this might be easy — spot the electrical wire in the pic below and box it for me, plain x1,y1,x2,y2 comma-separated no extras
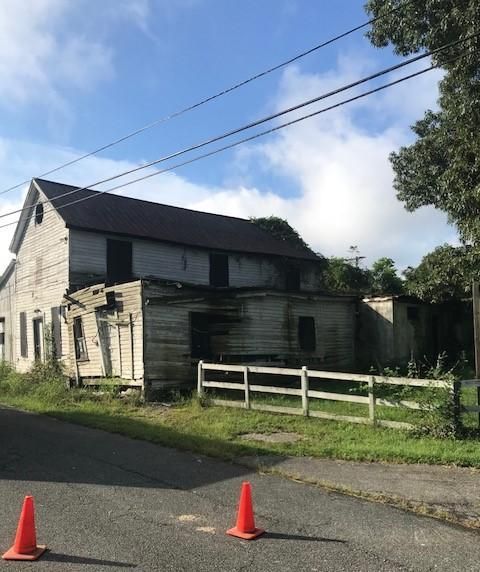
1,30,476,224
0,0,416,198
0,55,463,233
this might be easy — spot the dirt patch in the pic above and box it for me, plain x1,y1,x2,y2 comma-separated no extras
240,432,302,444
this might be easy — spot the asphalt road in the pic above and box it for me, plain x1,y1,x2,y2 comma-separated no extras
1,406,479,571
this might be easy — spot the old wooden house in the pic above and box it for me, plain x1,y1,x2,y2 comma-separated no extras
0,178,357,391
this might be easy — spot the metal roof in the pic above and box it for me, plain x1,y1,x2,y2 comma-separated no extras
36,178,320,261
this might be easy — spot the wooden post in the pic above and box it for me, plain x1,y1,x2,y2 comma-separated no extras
129,313,135,381
451,380,461,436
243,366,250,409
197,360,204,397
301,366,309,416
472,280,480,427
368,377,375,425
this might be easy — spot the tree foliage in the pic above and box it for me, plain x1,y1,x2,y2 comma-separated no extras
365,0,480,243
404,244,477,302
250,216,311,251
370,257,404,295
323,257,372,294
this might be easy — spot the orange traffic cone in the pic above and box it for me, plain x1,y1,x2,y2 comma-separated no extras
227,481,265,540
2,496,47,561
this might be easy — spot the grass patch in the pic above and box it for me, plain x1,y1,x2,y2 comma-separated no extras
1,361,480,467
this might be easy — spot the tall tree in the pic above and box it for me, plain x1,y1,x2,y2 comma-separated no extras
370,257,404,294
404,244,476,302
365,0,480,243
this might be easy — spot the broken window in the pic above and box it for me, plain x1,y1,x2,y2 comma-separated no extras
106,239,132,283
19,312,27,358
209,253,229,287
73,317,88,361
286,268,301,291
298,316,316,351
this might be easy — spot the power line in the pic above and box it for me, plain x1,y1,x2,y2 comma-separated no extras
0,53,462,233
1,30,476,224
0,0,416,198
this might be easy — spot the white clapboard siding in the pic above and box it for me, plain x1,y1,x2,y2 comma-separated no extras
14,187,70,372
0,270,16,363
69,229,322,291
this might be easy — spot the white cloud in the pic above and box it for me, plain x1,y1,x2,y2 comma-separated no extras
0,0,113,109
0,52,457,275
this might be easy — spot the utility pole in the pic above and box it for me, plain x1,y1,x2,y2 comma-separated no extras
472,280,480,426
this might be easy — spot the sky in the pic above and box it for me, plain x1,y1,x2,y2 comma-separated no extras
0,0,458,275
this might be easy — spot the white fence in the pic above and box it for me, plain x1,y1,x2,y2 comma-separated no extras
197,361,466,430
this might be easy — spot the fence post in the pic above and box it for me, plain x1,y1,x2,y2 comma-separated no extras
301,366,309,416
243,366,250,409
451,380,461,436
197,360,204,397
368,376,376,425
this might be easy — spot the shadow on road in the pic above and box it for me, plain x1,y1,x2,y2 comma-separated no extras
43,551,136,567
265,531,346,543
0,406,283,491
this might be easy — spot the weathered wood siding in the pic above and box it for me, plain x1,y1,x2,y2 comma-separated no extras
65,281,144,383
0,268,15,363
14,187,70,372
220,294,356,370
142,282,356,387
69,229,323,290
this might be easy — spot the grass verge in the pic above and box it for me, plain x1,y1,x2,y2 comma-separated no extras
1,363,480,467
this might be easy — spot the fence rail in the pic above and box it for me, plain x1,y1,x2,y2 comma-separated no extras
197,361,471,430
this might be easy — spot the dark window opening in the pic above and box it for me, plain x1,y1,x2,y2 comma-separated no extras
209,253,229,287
191,313,212,359
35,203,44,225
73,317,88,361
0,318,5,360
50,307,62,359
286,268,301,291
407,306,419,321
107,239,132,283
19,312,27,358
33,317,43,361
298,316,316,351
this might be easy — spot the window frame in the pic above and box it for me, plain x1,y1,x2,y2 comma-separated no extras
73,316,89,362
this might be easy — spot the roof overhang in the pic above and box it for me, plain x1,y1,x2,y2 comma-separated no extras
9,179,42,254
0,259,15,290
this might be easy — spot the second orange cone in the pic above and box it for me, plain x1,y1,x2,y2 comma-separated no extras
227,481,265,540
2,496,47,561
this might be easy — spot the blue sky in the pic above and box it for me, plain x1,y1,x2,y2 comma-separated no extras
0,0,457,272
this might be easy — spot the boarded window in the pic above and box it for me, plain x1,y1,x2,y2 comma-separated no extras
106,239,132,283
286,268,301,291
19,312,27,358
209,253,229,287
50,307,62,358
73,317,88,361
298,316,316,351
